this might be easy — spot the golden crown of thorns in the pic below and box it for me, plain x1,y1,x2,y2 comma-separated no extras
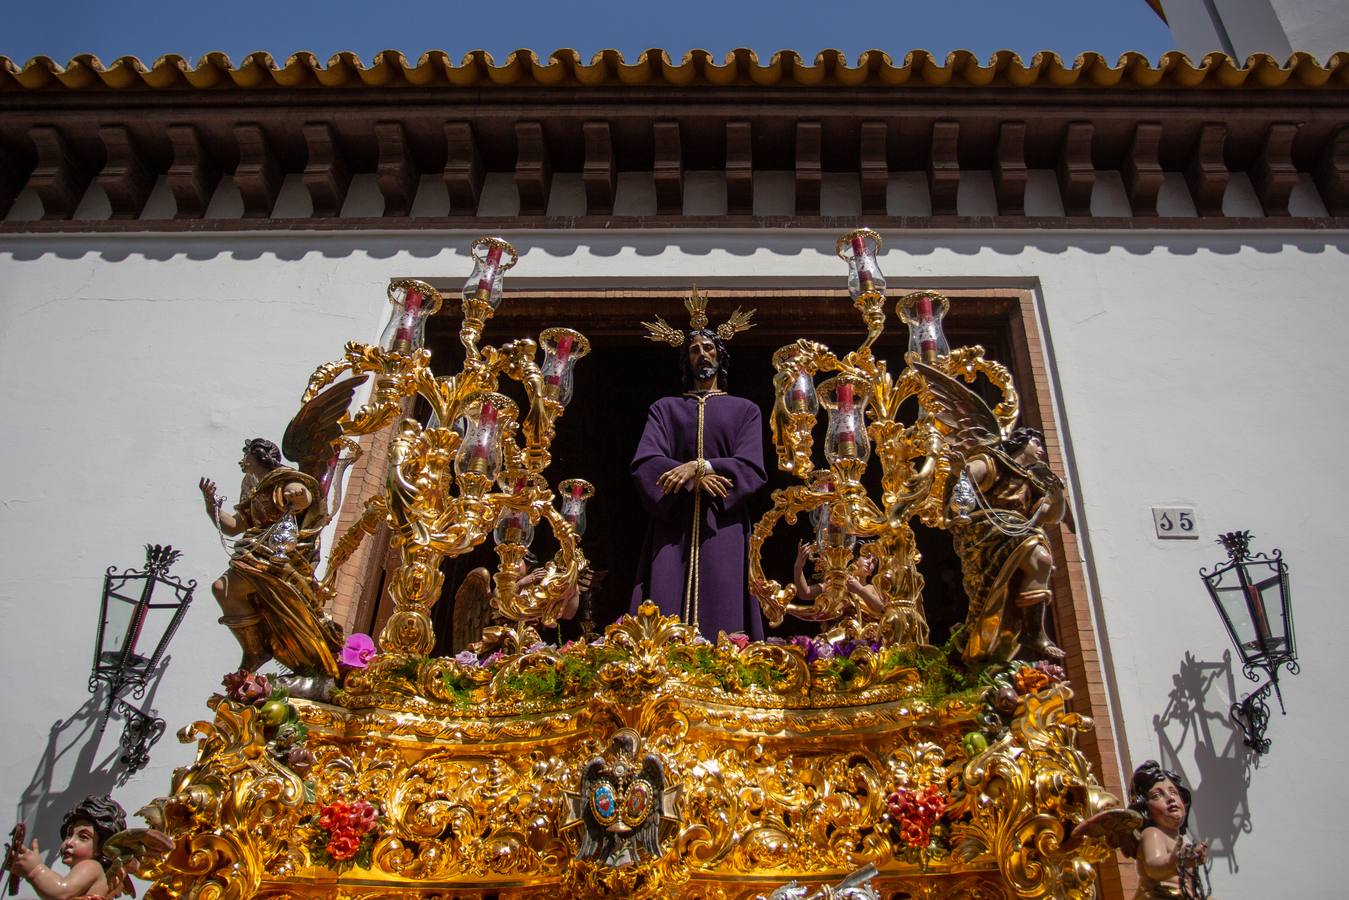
641,287,756,347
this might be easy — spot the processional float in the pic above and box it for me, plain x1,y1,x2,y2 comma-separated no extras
133,232,1125,899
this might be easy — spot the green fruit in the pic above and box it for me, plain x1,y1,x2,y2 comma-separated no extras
963,732,989,756
260,699,291,727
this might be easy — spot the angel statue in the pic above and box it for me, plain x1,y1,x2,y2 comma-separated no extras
198,377,367,676
5,795,173,900
1068,761,1210,899
916,363,1069,663
565,730,678,868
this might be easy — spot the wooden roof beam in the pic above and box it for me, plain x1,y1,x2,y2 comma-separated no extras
375,121,419,217
994,121,1027,216
166,123,219,219
726,120,752,215
443,121,483,215
859,120,888,216
1186,123,1229,217
1316,125,1349,216
97,124,154,218
302,122,351,218
1251,122,1299,216
233,123,282,218
1123,122,1164,216
653,120,682,215
795,120,822,215
1057,122,1096,217
928,120,960,215
27,125,92,220
583,121,615,214
514,120,551,215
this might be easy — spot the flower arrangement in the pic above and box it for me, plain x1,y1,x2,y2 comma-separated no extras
309,798,382,869
884,784,949,859
218,669,312,775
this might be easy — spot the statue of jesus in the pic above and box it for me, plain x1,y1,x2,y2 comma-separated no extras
630,293,766,638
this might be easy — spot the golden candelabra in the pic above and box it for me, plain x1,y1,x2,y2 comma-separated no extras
131,232,1120,900
302,237,591,658
751,229,1020,647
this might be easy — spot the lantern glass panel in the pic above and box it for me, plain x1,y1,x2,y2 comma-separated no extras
97,576,146,671
1208,561,1291,665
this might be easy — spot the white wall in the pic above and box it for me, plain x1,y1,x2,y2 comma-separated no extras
1,228,1346,897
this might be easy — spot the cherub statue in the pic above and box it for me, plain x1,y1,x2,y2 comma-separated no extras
5,796,172,900
916,363,1070,663
1069,761,1209,899
198,377,366,675
793,540,884,619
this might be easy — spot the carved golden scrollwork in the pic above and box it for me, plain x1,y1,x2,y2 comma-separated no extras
145,602,1117,899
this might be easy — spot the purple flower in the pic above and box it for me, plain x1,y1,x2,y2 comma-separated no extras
454,650,479,667
834,639,859,658
790,635,813,652
1033,660,1067,683
286,745,316,775
811,640,835,663
483,650,503,667
766,637,788,646
339,633,377,669
222,669,271,705
525,641,548,654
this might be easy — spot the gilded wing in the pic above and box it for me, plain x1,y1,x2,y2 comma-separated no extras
636,754,666,857
913,362,1002,455
577,758,607,860
452,567,493,653
100,828,175,898
282,375,369,485
715,306,756,341
1065,808,1144,858
641,315,685,347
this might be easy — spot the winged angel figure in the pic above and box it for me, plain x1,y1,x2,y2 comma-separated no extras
915,363,1070,664
1066,760,1210,899
198,377,368,676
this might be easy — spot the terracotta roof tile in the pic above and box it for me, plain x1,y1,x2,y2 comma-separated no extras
2,47,1346,92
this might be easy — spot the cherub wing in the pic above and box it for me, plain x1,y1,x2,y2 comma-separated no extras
282,375,369,486
100,828,175,898
1065,808,1144,858
452,567,493,653
913,362,1003,454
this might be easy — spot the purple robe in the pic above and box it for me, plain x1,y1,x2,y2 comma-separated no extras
630,393,767,639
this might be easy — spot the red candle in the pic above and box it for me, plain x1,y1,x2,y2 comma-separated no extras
545,334,574,389
851,235,873,292
835,383,857,457
475,244,503,303
915,295,936,361
472,402,498,462
395,288,423,347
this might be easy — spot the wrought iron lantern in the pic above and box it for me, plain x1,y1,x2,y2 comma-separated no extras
89,544,195,770
1200,530,1297,754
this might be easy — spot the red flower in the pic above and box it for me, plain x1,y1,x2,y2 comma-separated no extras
326,831,361,861
885,785,948,850
318,800,350,831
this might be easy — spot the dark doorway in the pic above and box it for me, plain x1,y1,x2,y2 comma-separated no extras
421,289,1020,653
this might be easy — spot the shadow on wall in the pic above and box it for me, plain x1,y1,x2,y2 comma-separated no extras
12,664,172,858
1152,650,1253,876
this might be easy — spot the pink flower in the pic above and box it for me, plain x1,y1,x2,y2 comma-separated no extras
726,632,751,651
339,633,377,669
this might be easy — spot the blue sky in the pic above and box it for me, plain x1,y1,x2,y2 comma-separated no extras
3,0,1174,66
